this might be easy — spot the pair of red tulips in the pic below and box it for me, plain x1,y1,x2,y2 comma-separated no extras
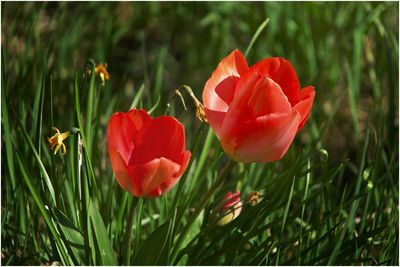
108,49,315,197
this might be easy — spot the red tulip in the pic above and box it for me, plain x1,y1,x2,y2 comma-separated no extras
108,109,191,197
203,49,315,163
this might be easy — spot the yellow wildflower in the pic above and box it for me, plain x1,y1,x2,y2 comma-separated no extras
193,97,208,123
95,63,110,86
47,127,71,155
247,191,261,206
179,85,208,123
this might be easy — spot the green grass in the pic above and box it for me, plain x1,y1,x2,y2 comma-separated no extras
1,2,399,265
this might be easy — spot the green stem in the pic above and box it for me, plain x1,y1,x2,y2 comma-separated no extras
170,159,235,264
124,197,138,265
169,124,205,216
165,84,199,115
133,198,144,260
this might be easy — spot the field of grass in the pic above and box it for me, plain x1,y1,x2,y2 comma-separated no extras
1,2,399,265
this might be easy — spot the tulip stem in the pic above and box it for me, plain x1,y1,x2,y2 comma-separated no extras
170,158,235,264
123,197,138,265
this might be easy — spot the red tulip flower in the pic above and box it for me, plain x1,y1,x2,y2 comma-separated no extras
203,49,315,163
108,109,191,197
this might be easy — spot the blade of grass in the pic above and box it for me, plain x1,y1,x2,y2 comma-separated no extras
153,45,168,104
171,159,235,264
51,207,85,264
15,109,56,206
296,159,311,265
88,199,117,265
74,72,98,199
85,59,96,156
275,175,296,265
130,83,145,109
148,94,161,114
133,197,144,260
37,59,46,157
244,18,270,57
170,124,205,215
16,152,70,265
31,58,46,142
1,60,16,190
328,131,370,265
123,197,138,265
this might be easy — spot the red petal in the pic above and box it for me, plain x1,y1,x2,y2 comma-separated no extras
230,74,292,117
108,113,136,164
130,116,186,165
222,110,301,163
157,151,191,196
127,108,152,130
203,108,225,138
223,191,241,209
108,109,151,164
293,86,315,131
108,148,142,196
221,75,292,141
130,158,160,197
249,57,300,106
174,151,191,178
202,49,249,113
133,157,181,197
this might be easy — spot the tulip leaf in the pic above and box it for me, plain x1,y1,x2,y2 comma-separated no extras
51,207,85,264
88,200,117,266
133,219,173,265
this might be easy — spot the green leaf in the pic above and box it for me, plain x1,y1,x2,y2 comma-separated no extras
148,94,161,114
88,200,117,265
15,111,56,206
134,219,173,265
16,152,71,265
85,59,96,156
1,56,16,190
244,17,270,57
328,131,370,265
52,207,85,264
130,83,145,109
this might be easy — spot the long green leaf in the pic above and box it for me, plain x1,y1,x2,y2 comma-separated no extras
134,219,172,265
16,153,70,265
244,18,270,57
88,200,117,265
16,111,56,206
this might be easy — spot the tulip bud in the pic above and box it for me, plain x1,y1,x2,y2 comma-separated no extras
217,191,242,226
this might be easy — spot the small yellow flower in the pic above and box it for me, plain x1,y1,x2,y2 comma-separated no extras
185,87,208,123
247,191,261,206
47,127,71,155
193,97,208,123
95,63,110,86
